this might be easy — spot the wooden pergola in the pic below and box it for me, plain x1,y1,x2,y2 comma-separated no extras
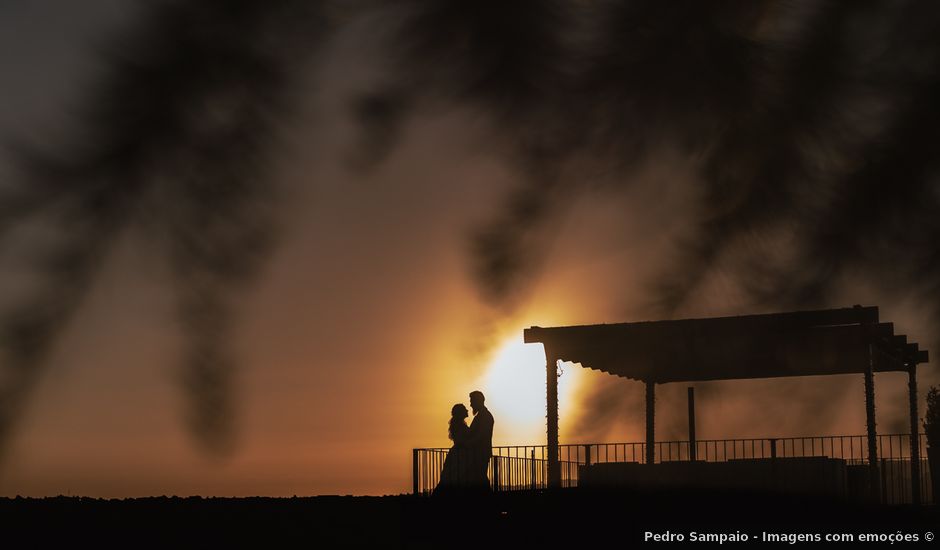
524,306,929,502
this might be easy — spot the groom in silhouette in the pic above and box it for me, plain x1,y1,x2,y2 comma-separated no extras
467,390,494,489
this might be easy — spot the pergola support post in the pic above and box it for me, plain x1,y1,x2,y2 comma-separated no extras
546,354,561,488
865,345,880,502
646,381,655,465
688,386,697,461
908,364,921,505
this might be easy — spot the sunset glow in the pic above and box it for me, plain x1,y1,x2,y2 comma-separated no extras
475,334,582,444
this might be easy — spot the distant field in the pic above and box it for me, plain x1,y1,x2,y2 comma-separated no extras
3,490,937,548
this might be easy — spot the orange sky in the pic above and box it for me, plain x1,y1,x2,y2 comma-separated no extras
1,123,932,496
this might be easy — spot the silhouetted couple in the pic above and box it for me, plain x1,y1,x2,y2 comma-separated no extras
434,390,494,496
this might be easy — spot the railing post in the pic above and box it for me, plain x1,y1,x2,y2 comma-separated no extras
412,449,419,495
492,457,500,492
770,439,777,459
584,445,592,467
531,449,537,490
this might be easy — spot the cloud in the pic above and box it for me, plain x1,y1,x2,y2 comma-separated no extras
3,0,940,460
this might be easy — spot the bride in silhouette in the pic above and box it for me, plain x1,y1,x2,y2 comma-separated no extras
433,403,472,495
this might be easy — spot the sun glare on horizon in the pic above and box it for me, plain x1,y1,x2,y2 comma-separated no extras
476,334,582,445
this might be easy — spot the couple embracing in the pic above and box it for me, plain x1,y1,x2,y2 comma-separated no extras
434,390,494,495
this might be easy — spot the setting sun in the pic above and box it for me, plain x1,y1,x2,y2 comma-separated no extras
475,334,581,444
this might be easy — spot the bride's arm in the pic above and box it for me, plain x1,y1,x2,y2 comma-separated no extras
453,425,472,445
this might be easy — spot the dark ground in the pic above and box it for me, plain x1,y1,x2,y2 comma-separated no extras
2,489,937,548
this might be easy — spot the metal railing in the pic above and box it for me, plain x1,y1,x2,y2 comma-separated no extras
412,446,581,494
413,433,932,504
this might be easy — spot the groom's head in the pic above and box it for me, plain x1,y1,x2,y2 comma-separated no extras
469,390,485,414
